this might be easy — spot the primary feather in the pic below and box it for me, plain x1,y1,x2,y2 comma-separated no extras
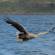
4,17,28,34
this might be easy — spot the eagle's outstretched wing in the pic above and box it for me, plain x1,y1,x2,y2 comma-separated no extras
4,17,28,34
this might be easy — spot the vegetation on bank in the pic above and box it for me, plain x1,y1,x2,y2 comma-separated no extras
0,0,55,2
0,0,55,13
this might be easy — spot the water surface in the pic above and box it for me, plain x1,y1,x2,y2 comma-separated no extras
0,15,55,55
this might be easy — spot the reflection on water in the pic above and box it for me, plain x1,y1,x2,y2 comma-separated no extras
0,15,55,55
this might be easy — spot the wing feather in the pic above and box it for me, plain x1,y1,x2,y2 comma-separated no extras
4,17,28,34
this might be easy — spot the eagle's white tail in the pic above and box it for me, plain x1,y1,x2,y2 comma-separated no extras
37,32,48,36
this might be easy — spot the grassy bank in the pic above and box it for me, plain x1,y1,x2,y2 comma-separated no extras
0,0,55,14
0,7,55,13
0,0,55,2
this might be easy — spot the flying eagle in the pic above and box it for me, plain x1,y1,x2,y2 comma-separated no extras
4,18,48,41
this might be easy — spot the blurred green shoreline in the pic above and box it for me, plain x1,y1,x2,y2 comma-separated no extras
0,12,55,15
0,0,55,15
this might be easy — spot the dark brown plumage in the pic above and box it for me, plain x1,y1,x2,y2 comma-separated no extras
4,18,27,34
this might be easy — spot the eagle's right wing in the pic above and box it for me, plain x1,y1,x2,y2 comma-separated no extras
4,17,28,34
